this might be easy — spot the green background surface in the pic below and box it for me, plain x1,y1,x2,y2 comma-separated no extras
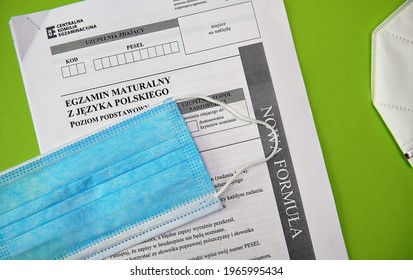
0,0,411,259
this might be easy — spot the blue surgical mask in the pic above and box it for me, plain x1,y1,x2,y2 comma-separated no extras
0,97,278,260
0,99,222,260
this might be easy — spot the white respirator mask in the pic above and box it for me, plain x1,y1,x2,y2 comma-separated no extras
372,0,413,167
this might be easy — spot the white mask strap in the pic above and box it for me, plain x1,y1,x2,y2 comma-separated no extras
173,95,279,197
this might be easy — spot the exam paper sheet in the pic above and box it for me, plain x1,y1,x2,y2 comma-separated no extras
10,0,347,259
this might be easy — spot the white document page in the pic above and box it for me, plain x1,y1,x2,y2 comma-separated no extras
10,0,347,259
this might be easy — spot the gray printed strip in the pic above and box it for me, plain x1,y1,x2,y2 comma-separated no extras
239,43,315,259
177,88,244,114
51,19,179,55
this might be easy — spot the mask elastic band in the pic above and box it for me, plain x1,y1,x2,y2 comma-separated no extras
173,96,278,197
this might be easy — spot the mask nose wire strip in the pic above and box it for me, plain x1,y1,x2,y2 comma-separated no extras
173,96,278,197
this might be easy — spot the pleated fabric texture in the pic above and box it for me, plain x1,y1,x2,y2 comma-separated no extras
0,99,221,259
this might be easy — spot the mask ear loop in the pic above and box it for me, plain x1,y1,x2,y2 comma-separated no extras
173,96,279,197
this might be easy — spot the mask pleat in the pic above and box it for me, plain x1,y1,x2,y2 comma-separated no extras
1,145,189,241
0,106,172,215
9,162,198,260
0,137,179,229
